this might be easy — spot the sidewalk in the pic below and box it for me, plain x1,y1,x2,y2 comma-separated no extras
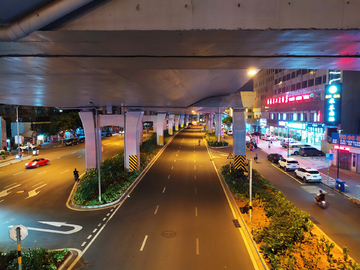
256,139,360,203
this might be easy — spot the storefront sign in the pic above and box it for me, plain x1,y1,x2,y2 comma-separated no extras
266,94,311,106
259,118,267,127
324,84,342,126
332,132,360,148
278,121,306,130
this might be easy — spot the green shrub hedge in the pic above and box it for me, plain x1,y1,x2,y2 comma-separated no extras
0,248,69,270
205,132,228,147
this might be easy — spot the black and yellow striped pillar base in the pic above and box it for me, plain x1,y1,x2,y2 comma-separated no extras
234,155,247,171
129,155,139,171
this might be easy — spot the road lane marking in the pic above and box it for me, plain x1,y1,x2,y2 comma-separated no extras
4,183,20,189
57,157,61,159
77,155,82,158
71,151,77,154
106,213,110,216
98,223,102,227
176,154,178,157
13,171,24,176
26,184,47,199
60,169,69,174
168,175,171,179
93,229,98,233
196,238,199,255
195,207,198,216
102,218,107,221
81,242,86,247
140,235,148,251
162,187,166,193
174,160,176,162
194,175,196,180
9,221,83,235
171,166,173,170
154,205,159,214
32,182,44,187
87,235,92,240
37,171,47,175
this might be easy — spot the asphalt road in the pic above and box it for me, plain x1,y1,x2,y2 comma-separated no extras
73,128,255,270
0,135,125,252
212,135,360,263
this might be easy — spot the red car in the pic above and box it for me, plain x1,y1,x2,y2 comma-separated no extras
25,158,50,168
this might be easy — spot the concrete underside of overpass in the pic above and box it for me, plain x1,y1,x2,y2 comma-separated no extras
0,0,360,112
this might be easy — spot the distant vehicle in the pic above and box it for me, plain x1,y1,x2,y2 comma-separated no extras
18,144,37,151
227,130,233,135
186,126,191,129
78,136,85,143
288,144,311,155
280,138,296,148
261,134,277,141
25,158,50,168
299,147,325,157
295,167,322,182
64,138,79,146
267,153,283,163
278,158,300,171
101,132,112,137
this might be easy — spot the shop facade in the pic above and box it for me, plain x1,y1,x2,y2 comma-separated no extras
331,132,360,173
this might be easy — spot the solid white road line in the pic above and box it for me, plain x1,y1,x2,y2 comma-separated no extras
196,238,200,255
140,235,148,251
154,205,159,214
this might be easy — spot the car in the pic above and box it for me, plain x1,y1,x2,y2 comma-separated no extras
299,147,325,157
267,153,283,163
64,138,79,146
278,158,300,171
288,144,311,155
18,143,37,151
101,132,112,137
295,167,322,182
78,136,85,143
280,138,296,148
227,130,233,135
25,158,50,168
261,134,277,141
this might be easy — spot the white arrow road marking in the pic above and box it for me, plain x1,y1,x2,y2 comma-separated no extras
9,221,83,235
0,184,21,198
26,184,47,199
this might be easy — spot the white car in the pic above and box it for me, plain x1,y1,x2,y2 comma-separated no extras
261,134,277,141
278,158,300,171
295,167,322,182
18,143,37,151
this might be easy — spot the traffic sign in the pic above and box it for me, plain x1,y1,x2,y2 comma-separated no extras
326,153,333,161
9,224,28,242
227,153,234,159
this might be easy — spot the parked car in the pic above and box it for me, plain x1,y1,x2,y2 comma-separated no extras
288,144,311,155
267,153,283,163
299,147,325,157
226,130,233,135
78,136,85,143
261,134,277,141
18,143,37,151
25,158,50,168
295,167,322,182
278,158,300,171
64,138,79,146
280,138,296,148
101,132,112,137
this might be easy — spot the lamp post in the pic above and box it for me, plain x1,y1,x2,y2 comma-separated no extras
337,128,342,179
16,105,20,153
285,122,290,158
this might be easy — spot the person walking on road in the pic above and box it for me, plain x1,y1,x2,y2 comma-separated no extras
73,168,79,183
198,139,201,146
268,141,271,149
254,154,258,163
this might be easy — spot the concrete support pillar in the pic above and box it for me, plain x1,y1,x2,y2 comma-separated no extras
138,119,143,144
215,109,222,142
233,108,246,156
79,111,101,170
156,113,166,145
180,114,185,128
125,111,144,171
209,112,214,131
185,115,189,126
168,114,175,135
205,114,210,130
174,115,180,131
106,106,112,114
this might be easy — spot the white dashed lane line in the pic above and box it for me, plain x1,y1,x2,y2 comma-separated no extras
154,205,159,214
93,229,98,233
140,235,148,251
196,238,200,255
77,156,82,158
195,207,198,217
81,242,86,247
60,169,69,174
168,175,171,179
37,171,47,175
162,187,166,193
195,188,197,194
87,235,92,240
171,166,173,170
13,171,24,176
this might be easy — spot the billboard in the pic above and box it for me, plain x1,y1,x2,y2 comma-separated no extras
324,84,342,126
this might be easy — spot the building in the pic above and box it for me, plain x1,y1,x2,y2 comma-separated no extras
252,69,360,174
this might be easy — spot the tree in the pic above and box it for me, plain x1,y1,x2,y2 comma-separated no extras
222,116,232,128
49,111,82,137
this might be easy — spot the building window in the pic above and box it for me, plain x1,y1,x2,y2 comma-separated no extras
283,113,287,120
313,112,317,122
291,71,296,78
291,84,296,91
275,69,279,74
302,69,308,75
278,113,281,120
283,75,286,82
296,69,301,76
315,76,322,85
323,75,327,84
308,79,314,87
302,81,308,88
287,74,290,80
296,82,301,90
304,113,307,121
293,112,297,121
300,113,304,121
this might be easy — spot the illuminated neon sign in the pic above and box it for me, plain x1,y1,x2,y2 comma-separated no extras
266,94,312,105
324,84,342,126
334,145,350,151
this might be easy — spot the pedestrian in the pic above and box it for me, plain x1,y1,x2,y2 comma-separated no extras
73,168,79,182
198,139,201,146
268,141,271,149
254,154,258,163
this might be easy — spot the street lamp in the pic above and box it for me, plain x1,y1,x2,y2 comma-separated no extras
285,122,290,158
337,128,342,179
89,102,102,203
16,105,20,153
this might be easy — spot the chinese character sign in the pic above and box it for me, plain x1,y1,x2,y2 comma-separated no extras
332,132,360,148
324,84,342,126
